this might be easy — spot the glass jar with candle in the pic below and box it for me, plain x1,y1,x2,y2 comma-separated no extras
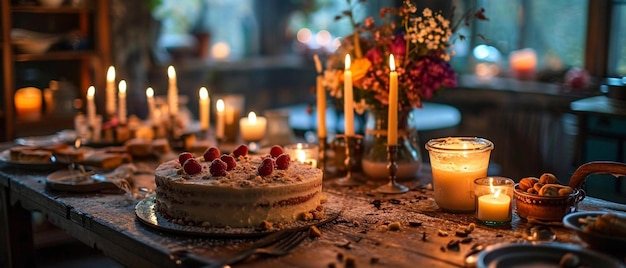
425,137,494,212
284,143,318,168
474,177,514,226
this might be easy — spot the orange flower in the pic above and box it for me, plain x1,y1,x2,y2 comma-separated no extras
351,57,372,86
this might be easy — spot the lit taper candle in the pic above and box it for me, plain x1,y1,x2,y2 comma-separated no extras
118,80,127,124
388,54,398,146
343,54,354,136
199,87,209,131
105,66,116,116
146,87,156,123
314,54,326,139
167,65,178,116
87,86,96,127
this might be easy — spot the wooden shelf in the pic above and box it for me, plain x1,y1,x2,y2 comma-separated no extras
1,0,110,142
14,50,96,62
12,6,91,14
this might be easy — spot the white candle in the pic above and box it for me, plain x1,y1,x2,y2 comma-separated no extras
146,87,156,123
118,80,127,124
477,190,511,222
388,54,398,146
343,54,354,136
87,86,96,127
167,65,178,116
509,48,537,78
239,111,267,142
199,87,209,131
106,66,116,116
314,54,326,139
216,99,225,139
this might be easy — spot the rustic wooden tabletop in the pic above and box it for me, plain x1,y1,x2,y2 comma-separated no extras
1,154,625,268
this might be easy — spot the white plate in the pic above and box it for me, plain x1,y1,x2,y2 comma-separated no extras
15,135,61,146
476,242,625,268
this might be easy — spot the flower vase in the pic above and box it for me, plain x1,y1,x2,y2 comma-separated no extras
361,108,422,181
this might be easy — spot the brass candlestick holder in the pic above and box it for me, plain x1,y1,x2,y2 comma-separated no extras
334,135,362,186
376,145,409,193
318,137,327,173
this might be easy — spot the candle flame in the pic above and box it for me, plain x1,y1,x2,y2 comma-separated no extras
297,143,304,149
344,54,351,70
199,87,208,100
146,87,154,98
118,80,126,94
216,99,224,112
167,65,176,79
248,111,257,124
106,66,115,82
297,150,306,163
87,86,95,97
493,189,502,199
389,54,396,71
74,139,81,149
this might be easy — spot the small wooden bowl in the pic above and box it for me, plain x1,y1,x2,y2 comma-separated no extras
514,185,584,222
514,161,626,222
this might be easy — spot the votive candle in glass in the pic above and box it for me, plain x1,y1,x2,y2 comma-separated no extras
474,177,514,226
425,137,494,212
284,143,318,168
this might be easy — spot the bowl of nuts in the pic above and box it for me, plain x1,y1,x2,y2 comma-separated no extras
514,161,626,222
514,173,584,222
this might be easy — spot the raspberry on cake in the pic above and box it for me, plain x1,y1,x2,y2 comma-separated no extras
154,144,323,228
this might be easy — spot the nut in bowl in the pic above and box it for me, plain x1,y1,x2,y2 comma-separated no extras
513,173,585,222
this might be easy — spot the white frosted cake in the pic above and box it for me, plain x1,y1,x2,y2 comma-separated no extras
154,145,324,228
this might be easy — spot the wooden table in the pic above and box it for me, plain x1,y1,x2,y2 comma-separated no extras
1,155,625,267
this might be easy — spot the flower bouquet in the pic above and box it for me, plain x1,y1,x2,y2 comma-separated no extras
322,0,488,180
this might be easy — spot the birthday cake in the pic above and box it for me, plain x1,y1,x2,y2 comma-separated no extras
154,144,324,228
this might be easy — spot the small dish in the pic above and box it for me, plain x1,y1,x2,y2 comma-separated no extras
513,183,585,222
15,135,61,146
563,211,626,256
476,242,625,268
46,169,120,193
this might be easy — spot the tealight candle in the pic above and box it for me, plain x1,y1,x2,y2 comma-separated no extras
509,48,537,79
474,177,514,225
239,111,267,142
285,143,319,168
14,87,42,122
425,137,494,212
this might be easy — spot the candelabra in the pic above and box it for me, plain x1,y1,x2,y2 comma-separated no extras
376,145,408,193
334,135,362,186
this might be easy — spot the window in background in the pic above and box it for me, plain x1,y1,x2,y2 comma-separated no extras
465,0,588,81
609,1,626,76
